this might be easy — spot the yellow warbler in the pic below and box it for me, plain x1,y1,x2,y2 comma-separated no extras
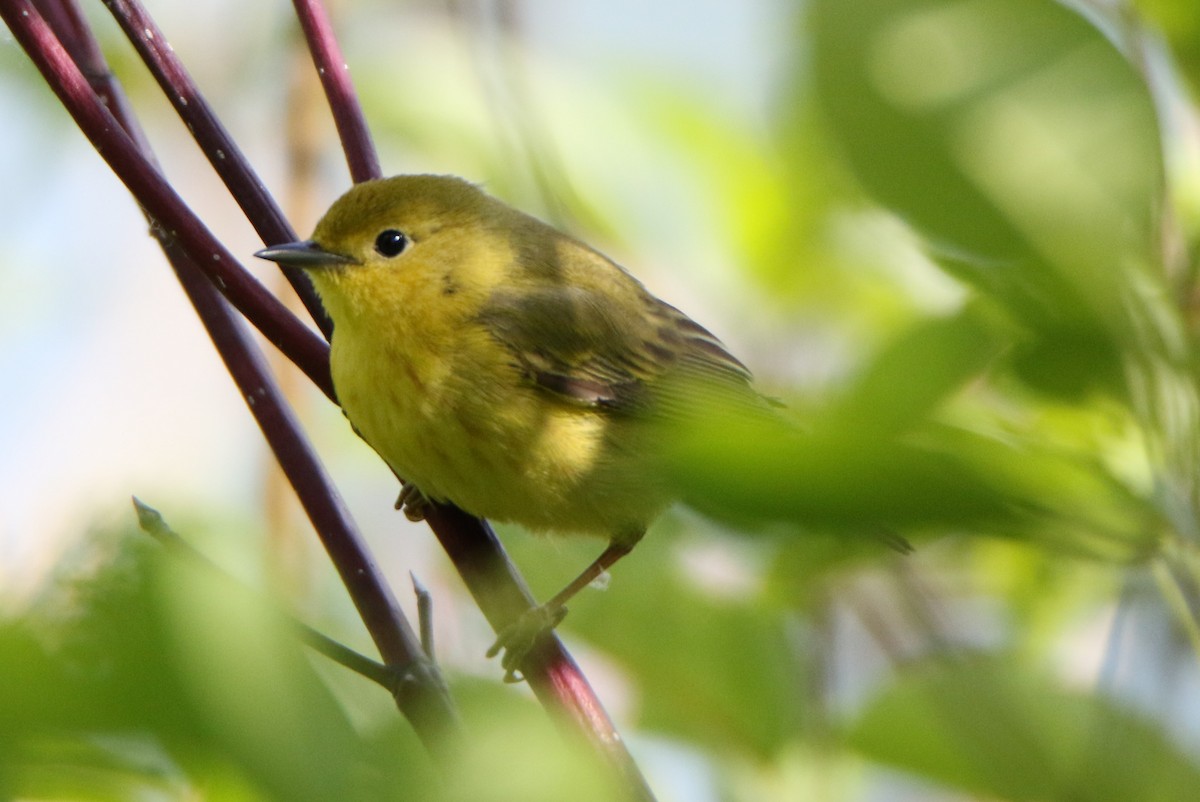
257,174,770,678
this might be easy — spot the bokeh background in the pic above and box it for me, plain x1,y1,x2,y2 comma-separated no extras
4,0,1200,800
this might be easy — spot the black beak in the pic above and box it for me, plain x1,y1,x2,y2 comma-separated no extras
254,240,358,269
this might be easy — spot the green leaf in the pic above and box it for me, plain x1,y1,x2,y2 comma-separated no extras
850,655,1200,802
667,306,1017,532
1135,0,1200,95
812,0,1161,264
0,533,434,802
811,0,1168,397
820,302,1012,438
666,300,1160,558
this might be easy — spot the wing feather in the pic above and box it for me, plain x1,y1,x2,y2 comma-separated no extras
476,252,767,421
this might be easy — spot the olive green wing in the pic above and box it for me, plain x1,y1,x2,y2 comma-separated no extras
477,282,764,418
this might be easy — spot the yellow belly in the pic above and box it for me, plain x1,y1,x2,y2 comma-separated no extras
330,320,668,540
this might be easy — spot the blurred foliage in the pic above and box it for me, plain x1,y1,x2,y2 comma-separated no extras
7,0,1200,800
1135,0,1200,92
850,654,1200,802
0,527,431,801
654,0,1200,798
0,525,630,802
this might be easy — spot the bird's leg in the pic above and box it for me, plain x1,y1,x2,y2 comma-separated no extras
394,482,431,522
542,540,637,612
488,535,641,682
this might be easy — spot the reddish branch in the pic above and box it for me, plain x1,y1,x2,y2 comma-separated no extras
6,0,656,798
291,0,381,185
12,0,456,751
288,9,652,790
100,0,333,338
9,0,334,398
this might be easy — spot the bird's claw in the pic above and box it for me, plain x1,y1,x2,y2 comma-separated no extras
394,483,430,522
486,604,568,683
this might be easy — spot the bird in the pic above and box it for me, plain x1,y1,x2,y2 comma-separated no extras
256,174,773,680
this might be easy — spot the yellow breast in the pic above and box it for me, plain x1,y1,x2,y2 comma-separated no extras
309,215,672,541
330,305,664,538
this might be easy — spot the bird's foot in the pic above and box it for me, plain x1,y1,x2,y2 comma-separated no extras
394,483,430,522
486,604,568,683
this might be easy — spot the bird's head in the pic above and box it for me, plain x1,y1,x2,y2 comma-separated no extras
256,174,518,320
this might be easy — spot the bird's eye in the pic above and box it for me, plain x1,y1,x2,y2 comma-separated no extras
374,229,409,257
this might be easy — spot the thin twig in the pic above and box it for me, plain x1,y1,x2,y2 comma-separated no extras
425,505,655,799
291,0,381,183
8,0,459,753
99,0,333,339
289,5,655,796
10,0,655,794
134,498,397,689
411,572,435,661
4,0,336,401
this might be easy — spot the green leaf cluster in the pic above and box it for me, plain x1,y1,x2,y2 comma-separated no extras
10,1,1200,799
